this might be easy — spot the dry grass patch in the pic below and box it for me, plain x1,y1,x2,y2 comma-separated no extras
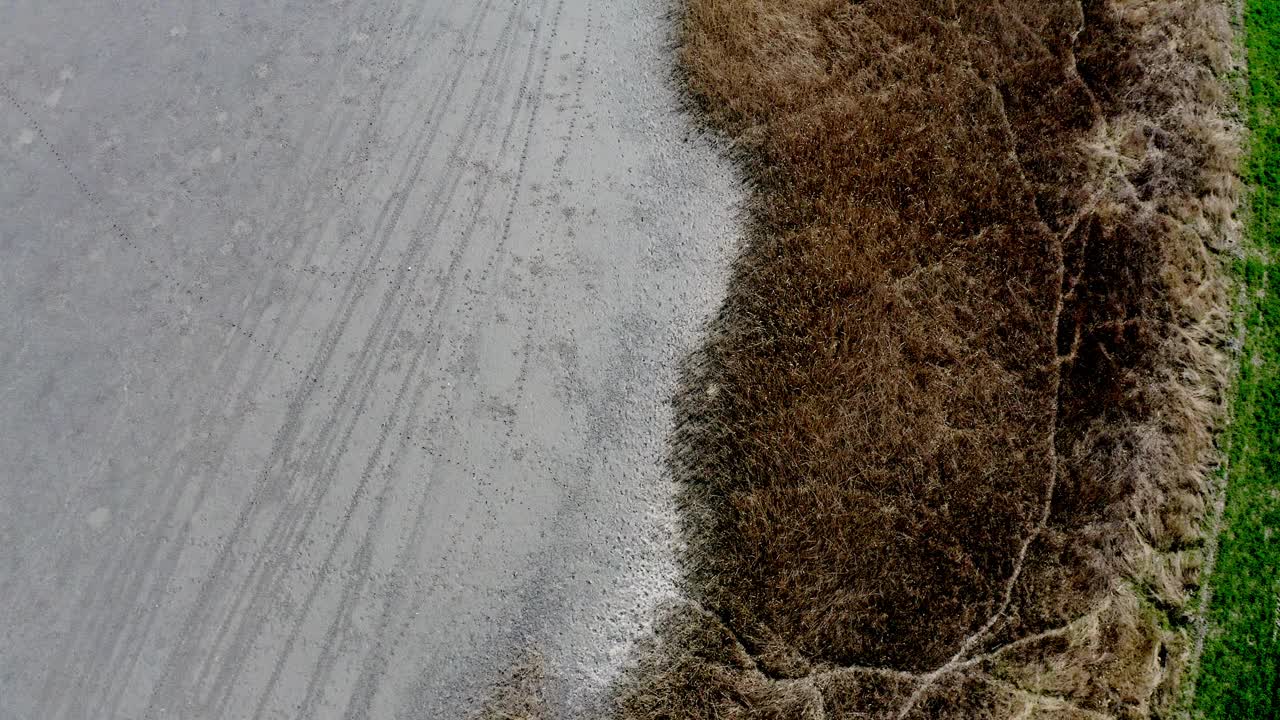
472,653,553,720
614,0,1242,716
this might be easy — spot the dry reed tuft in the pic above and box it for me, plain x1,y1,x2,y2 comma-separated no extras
614,0,1243,716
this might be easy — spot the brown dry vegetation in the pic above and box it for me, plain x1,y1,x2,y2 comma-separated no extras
614,0,1242,717
473,654,553,720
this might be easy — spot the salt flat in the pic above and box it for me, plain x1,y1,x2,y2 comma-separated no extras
0,1,738,716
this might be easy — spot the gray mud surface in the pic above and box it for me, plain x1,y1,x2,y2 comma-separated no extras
0,1,737,717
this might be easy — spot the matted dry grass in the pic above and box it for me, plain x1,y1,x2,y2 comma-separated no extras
613,0,1242,717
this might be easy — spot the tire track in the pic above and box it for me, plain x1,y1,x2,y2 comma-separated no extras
133,5,507,716
74,6,454,716
148,2,539,713
186,5,536,715
3,1,743,717
194,14,530,714
5,10,421,708
280,4,571,710
184,7,516,698
332,2,571,716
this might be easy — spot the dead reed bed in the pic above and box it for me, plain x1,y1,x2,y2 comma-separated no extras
614,0,1242,717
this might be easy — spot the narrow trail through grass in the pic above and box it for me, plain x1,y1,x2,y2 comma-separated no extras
1194,1,1280,715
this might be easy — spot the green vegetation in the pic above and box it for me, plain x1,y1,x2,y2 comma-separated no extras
1194,2,1280,716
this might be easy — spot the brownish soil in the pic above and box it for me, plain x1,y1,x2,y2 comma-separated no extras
613,0,1242,717
473,654,553,720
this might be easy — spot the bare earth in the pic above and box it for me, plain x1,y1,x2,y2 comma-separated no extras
0,1,737,717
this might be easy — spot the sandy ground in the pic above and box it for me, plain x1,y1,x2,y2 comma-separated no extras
0,1,738,717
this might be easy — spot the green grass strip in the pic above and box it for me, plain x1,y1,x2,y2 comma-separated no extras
1193,1,1280,716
